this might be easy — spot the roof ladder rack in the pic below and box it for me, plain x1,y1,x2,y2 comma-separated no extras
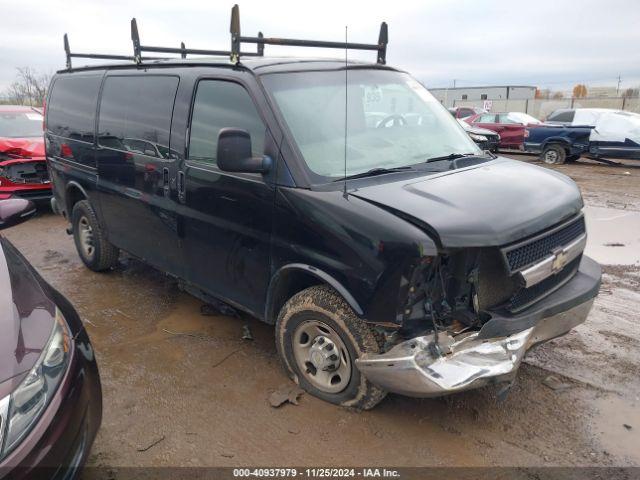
64,20,263,69
63,4,388,69
229,4,388,64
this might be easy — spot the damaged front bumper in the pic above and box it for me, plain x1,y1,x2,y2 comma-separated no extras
356,255,601,397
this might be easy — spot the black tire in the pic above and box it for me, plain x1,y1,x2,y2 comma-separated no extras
71,200,119,271
540,144,567,165
275,285,387,410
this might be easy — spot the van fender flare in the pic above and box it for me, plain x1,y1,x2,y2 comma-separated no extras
264,263,364,324
65,181,90,212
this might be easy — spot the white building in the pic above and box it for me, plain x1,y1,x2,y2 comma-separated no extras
429,85,537,107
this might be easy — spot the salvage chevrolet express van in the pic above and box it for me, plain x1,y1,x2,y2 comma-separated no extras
46,20,601,409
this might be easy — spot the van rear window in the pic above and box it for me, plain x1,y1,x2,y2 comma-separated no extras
47,75,102,142
98,76,179,156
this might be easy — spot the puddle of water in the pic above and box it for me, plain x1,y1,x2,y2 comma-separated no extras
591,395,640,463
583,206,640,265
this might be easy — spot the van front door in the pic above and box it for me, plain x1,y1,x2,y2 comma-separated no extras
96,74,182,276
181,79,276,317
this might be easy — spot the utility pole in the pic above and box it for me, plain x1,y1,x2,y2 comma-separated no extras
617,74,622,95
453,79,457,88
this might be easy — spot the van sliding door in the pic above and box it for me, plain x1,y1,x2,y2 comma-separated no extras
95,74,182,276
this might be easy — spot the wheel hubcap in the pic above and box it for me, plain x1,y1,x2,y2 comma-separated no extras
78,216,95,259
545,150,558,163
292,320,351,393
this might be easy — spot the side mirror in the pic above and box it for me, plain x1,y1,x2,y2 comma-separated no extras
217,128,271,174
0,199,37,230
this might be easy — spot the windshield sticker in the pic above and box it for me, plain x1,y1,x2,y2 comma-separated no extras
364,86,383,106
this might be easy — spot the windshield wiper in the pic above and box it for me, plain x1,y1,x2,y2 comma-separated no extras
335,166,413,181
424,153,478,164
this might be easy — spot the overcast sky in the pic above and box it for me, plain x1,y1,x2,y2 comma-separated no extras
1,0,639,92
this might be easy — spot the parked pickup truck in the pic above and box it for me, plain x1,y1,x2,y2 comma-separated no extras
525,109,640,164
524,124,591,164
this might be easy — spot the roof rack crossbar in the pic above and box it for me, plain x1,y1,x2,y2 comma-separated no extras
229,4,388,64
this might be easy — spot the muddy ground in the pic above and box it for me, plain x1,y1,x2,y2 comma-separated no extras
3,154,640,473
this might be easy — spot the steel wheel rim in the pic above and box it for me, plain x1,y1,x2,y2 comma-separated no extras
292,320,351,394
544,150,558,163
78,216,95,259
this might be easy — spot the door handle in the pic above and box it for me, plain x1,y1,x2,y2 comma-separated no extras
163,168,170,196
177,171,185,203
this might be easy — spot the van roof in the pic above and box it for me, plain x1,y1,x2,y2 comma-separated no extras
58,56,397,76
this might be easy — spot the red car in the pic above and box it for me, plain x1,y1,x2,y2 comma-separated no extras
465,112,542,150
0,106,51,203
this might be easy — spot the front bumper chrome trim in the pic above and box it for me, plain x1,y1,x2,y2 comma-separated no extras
355,298,594,398
519,233,587,288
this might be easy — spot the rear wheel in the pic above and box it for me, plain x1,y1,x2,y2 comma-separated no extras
275,285,387,410
71,200,119,271
541,144,567,165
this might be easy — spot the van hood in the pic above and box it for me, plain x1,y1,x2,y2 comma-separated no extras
0,237,55,397
350,158,583,248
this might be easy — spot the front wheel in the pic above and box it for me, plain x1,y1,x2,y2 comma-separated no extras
541,144,567,164
275,285,387,410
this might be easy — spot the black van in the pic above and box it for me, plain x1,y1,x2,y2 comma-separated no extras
45,10,601,409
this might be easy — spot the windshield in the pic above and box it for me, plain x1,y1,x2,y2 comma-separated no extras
0,111,43,138
262,69,480,181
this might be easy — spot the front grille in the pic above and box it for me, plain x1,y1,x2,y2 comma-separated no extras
507,256,581,312
504,216,586,272
2,162,50,184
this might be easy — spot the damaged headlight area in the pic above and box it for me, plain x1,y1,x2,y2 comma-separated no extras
396,250,504,346
0,309,71,460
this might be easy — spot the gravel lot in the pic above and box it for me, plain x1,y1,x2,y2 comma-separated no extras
3,154,640,474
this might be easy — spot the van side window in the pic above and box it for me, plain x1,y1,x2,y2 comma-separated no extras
47,75,102,143
98,76,179,157
188,80,265,165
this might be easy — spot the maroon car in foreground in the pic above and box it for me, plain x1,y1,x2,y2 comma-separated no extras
0,199,101,479
0,106,51,204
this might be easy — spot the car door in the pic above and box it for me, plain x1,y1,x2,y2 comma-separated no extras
181,77,277,317
95,74,183,276
495,113,526,148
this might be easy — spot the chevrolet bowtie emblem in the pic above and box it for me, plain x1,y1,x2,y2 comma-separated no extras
551,248,568,273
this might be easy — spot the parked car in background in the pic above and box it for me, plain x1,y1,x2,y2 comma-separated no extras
0,106,51,204
526,109,640,164
466,112,543,150
457,119,500,152
0,198,102,479
448,106,486,119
